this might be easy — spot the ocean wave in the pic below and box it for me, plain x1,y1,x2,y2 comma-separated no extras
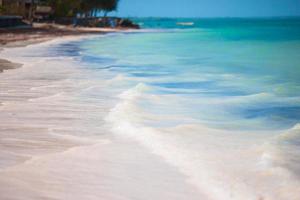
106,96,300,199
104,76,300,200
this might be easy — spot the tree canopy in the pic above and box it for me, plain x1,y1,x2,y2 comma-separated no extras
45,0,119,17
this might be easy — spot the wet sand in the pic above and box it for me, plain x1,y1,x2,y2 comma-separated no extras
0,38,208,200
0,23,129,74
0,58,22,73
0,23,126,46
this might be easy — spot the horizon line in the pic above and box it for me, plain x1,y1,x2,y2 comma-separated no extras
113,14,300,19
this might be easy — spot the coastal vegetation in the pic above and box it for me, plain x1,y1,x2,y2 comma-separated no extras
46,0,119,17
0,0,119,18
0,0,139,29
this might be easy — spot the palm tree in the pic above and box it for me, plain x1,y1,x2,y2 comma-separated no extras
101,0,119,17
83,0,119,17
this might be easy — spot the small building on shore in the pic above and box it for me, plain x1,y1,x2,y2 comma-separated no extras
0,0,40,19
34,5,52,21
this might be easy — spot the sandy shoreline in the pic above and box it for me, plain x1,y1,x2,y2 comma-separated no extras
0,33,209,200
0,23,128,46
0,23,129,74
1,18,300,200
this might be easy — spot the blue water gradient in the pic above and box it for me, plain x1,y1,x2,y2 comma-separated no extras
63,18,300,130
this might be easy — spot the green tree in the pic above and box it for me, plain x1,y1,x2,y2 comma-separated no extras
44,0,119,18
81,0,119,17
99,0,119,17
47,0,81,17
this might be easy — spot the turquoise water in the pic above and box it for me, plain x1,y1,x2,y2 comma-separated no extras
79,18,300,130
42,18,300,199
2,18,300,200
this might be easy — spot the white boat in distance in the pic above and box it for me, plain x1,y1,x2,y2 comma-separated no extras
176,22,194,26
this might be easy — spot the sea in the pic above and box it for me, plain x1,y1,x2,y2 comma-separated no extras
1,17,300,200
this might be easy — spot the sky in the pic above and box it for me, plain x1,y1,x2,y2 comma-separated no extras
113,0,300,18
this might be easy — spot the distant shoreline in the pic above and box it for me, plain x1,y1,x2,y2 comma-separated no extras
0,22,134,73
0,22,134,46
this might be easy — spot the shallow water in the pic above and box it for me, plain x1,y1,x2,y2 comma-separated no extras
1,18,300,200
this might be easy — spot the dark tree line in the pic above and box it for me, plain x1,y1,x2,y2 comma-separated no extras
43,0,119,17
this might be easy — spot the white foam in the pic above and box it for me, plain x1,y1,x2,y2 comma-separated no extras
2,32,300,200
106,82,300,200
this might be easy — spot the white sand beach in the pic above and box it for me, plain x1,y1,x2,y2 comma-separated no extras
0,37,208,200
1,20,300,199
